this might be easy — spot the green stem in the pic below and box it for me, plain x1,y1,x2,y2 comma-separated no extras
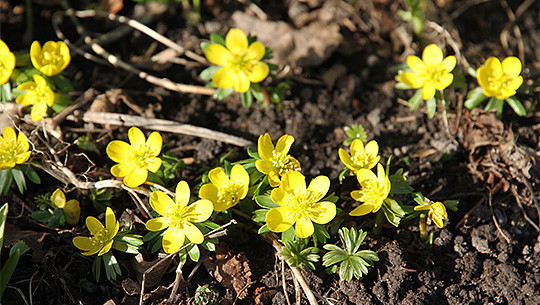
373,210,384,235
419,214,428,242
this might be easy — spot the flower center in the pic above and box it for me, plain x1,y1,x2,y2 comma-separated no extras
91,227,110,247
128,144,156,169
165,203,190,229
41,51,65,66
271,150,301,176
285,190,317,219
352,152,376,169
228,53,255,74
217,181,240,206
0,55,11,78
486,71,513,94
0,139,19,165
421,65,447,84
358,179,387,205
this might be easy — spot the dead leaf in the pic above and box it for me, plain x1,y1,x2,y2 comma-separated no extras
204,243,252,299
129,252,172,288
3,223,49,261
100,0,124,14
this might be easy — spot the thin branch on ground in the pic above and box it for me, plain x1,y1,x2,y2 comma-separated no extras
511,184,540,232
488,187,511,243
281,259,292,305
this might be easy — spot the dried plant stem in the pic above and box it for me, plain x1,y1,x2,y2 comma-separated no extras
281,259,292,305
167,261,185,305
488,188,511,243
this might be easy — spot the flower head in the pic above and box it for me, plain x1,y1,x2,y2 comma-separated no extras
414,201,447,228
15,74,55,121
0,127,31,170
399,44,456,100
205,28,269,93
339,139,380,174
51,188,80,225
255,133,301,187
73,207,119,256
30,41,71,77
477,56,523,100
146,181,213,253
349,163,391,216
199,164,250,212
0,39,15,85
266,171,336,238
106,127,162,188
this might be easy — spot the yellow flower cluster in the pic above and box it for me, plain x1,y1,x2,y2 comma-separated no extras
73,207,119,256
51,188,81,225
0,40,15,85
0,127,31,170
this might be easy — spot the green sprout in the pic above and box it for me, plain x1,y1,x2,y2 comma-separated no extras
342,124,366,146
280,238,320,271
322,227,379,281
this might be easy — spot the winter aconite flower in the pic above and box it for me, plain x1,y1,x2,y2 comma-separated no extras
199,164,249,212
15,74,55,121
73,207,119,256
51,188,80,225
256,133,301,187
399,44,456,100
349,163,391,216
106,127,162,188
414,201,447,228
205,28,269,93
266,171,336,238
146,181,213,253
0,127,31,170
477,56,523,100
0,39,15,85
339,139,380,174
30,41,71,77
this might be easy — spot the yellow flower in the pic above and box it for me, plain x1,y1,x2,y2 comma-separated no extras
0,127,31,170
51,188,80,225
266,171,336,238
0,39,15,85
414,201,447,228
30,41,71,77
106,127,162,188
255,133,301,187
199,164,250,212
146,181,213,253
477,56,523,100
205,28,269,93
15,74,55,121
339,139,380,174
73,207,119,256
349,163,391,216
399,44,456,100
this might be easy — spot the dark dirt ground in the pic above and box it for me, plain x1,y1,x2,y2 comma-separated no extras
1,0,539,304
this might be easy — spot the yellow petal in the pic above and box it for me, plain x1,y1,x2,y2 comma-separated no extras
432,217,444,228
186,199,213,222
484,57,501,72
146,132,162,156
230,164,249,192
86,216,104,236
57,41,71,72
266,207,295,233
30,41,43,70
183,222,204,244
309,201,336,225
31,103,48,121
422,44,443,66
150,190,174,216
199,184,218,204
33,74,47,88
146,217,170,231
421,83,436,100
50,188,66,208
111,163,134,178
255,160,273,175
225,28,248,55
350,190,363,201
106,140,131,163
406,55,424,73
435,74,453,90
356,168,377,185
2,127,16,141
212,67,234,89
124,167,147,187
271,188,288,206
257,133,274,161
98,240,114,256
376,163,386,182
364,140,379,156
349,204,374,216
17,151,32,164
17,131,30,152
128,127,146,146
208,168,229,188
442,56,456,73
275,135,294,155
162,226,185,253
413,205,431,211
268,171,281,187
147,157,162,173
246,41,265,61
350,139,365,155
0,40,10,54
105,207,118,235
307,175,330,202
232,71,250,93
72,236,93,251
477,66,489,88
205,44,232,66
175,180,191,206
338,148,354,170
281,171,306,193
64,199,80,225
295,217,314,238
246,61,269,83
399,72,424,89
502,56,522,77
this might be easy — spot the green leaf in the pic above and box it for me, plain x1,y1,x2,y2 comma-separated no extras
281,226,295,243
0,169,13,195
214,87,234,100
408,89,423,111
450,72,467,89
255,194,278,209
258,224,270,234
19,164,40,184
11,166,26,194
188,244,201,262
484,98,504,116
0,203,7,246
338,167,350,183
241,90,253,108
252,209,268,222
443,200,459,212
200,41,210,53
1,246,21,298
464,87,488,109
209,33,225,46
31,210,53,223
381,204,401,227
199,66,221,81
412,192,426,205
92,256,102,282
505,96,526,116
426,97,436,119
